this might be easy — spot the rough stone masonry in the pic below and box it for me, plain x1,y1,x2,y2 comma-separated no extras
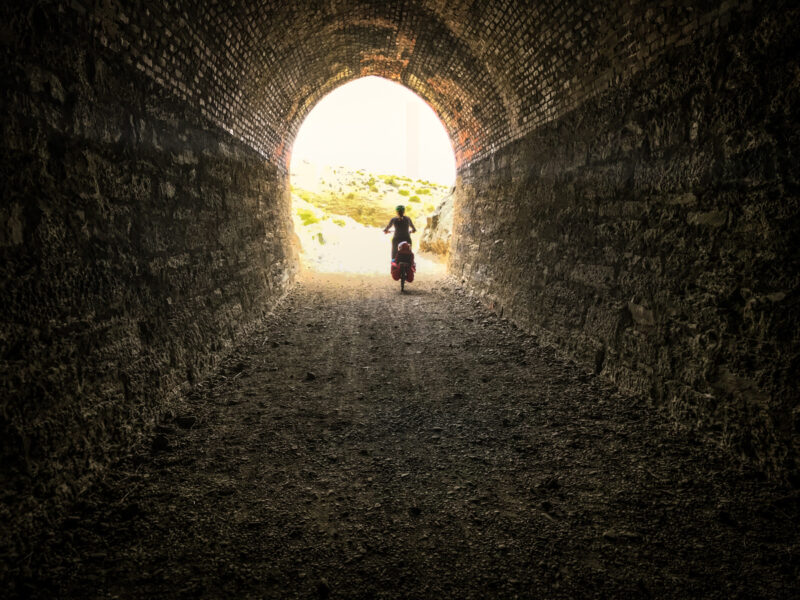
1,0,798,560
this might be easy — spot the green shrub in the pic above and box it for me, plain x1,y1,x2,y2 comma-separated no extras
333,218,346,227
293,188,388,228
296,190,314,203
415,188,431,195
296,208,320,226
409,195,421,203
398,189,410,196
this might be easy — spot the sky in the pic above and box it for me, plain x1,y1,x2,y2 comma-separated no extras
290,76,456,186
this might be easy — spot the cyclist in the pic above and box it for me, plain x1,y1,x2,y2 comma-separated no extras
383,205,416,260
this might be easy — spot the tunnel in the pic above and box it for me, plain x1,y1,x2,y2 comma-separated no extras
1,0,799,597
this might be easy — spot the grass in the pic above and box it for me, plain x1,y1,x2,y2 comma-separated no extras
292,166,451,229
296,208,320,226
295,189,390,228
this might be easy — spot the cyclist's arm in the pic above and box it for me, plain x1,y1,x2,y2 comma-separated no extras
383,218,394,233
408,218,416,233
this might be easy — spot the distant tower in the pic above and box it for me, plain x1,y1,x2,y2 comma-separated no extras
406,99,420,180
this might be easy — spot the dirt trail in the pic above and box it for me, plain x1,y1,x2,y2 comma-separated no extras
20,272,799,598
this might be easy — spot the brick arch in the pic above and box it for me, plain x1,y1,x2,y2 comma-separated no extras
83,0,738,172
185,1,511,168
32,0,748,174
4,1,797,550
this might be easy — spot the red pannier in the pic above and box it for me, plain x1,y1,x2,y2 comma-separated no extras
391,259,415,282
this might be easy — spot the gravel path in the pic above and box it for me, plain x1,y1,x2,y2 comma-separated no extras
19,272,799,599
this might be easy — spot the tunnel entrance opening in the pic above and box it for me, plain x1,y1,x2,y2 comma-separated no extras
288,76,455,275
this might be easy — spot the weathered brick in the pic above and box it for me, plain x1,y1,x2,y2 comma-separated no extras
452,3,799,482
1,0,798,567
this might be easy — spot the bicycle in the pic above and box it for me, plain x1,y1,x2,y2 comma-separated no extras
398,261,408,292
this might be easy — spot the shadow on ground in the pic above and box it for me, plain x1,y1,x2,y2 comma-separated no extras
10,272,800,599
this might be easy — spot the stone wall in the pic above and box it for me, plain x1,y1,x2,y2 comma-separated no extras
0,7,297,546
2,1,798,561
451,6,800,479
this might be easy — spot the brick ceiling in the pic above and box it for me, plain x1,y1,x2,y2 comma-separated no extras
89,0,726,168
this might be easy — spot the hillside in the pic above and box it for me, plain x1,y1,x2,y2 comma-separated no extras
290,161,451,229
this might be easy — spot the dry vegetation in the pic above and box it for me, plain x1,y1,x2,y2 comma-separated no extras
291,164,449,228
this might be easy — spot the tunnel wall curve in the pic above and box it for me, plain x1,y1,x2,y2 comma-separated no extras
1,0,799,558
0,3,298,551
452,5,800,479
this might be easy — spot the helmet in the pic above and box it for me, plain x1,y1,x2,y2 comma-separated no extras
395,204,405,214
397,241,411,251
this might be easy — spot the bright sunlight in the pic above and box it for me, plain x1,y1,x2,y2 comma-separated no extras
290,77,456,275
291,77,456,185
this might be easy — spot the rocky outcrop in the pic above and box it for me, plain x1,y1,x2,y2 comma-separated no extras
420,192,454,256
